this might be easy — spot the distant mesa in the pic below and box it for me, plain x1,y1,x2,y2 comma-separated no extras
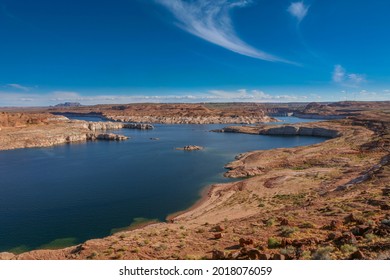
54,102,82,107
176,145,204,151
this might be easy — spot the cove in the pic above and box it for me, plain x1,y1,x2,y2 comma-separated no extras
0,118,326,253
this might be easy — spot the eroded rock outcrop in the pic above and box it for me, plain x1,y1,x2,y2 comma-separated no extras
214,124,341,138
106,115,275,124
123,123,154,130
0,116,131,151
86,122,124,131
262,125,341,138
92,133,128,141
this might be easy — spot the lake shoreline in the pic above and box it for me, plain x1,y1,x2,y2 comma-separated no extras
3,110,390,260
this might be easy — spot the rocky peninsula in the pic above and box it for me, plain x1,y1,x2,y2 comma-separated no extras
0,113,154,151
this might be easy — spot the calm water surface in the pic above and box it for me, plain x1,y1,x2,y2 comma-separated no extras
0,117,325,252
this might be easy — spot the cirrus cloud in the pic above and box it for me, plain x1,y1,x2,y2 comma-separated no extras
5,83,32,91
287,1,309,22
156,0,290,63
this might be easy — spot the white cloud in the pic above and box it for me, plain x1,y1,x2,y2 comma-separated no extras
332,65,366,87
287,2,309,22
332,65,345,83
348,74,365,84
5,83,31,91
207,89,302,102
1,87,388,107
208,89,272,100
157,0,290,63
0,88,312,106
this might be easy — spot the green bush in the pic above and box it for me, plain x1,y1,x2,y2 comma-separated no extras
311,246,334,260
340,244,358,254
268,237,281,249
280,226,298,237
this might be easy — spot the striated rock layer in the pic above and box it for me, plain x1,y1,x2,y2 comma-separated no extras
0,114,140,151
214,123,341,138
48,103,278,124
105,115,276,124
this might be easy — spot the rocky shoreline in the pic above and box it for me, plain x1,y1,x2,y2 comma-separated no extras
2,114,388,260
213,123,341,138
0,115,154,151
104,115,276,124
1,103,389,260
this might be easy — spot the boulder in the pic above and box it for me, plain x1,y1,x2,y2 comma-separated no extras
272,254,286,260
344,213,360,224
258,253,272,260
247,249,262,260
351,225,372,236
239,238,254,247
327,232,343,241
382,187,390,196
211,225,224,232
211,250,225,260
350,250,365,260
214,233,223,239
280,218,289,226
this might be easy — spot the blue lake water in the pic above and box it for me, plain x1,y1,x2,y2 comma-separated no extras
0,117,326,252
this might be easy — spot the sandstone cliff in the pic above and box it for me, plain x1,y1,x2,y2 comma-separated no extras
0,114,133,151
105,115,275,124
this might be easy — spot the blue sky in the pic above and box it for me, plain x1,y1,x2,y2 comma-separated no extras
0,0,389,106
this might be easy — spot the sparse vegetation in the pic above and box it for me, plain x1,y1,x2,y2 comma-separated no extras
299,222,316,229
311,247,334,260
280,246,295,255
280,226,298,237
265,218,275,227
268,237,281,249
130,247,140,253
340,244,358,254
87,251,99,259
364,233,377,242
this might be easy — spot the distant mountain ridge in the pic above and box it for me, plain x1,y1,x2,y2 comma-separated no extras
54,102,82,107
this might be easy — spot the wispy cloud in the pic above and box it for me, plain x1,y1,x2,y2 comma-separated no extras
332,65,366,87
332,65,346,83
5,83,31,91
209,89,272,100
287,2,309,22
156,0,289,63
0,88,309,107
2,87,390,107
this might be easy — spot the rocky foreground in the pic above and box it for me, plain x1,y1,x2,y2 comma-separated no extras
2,104,388,260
